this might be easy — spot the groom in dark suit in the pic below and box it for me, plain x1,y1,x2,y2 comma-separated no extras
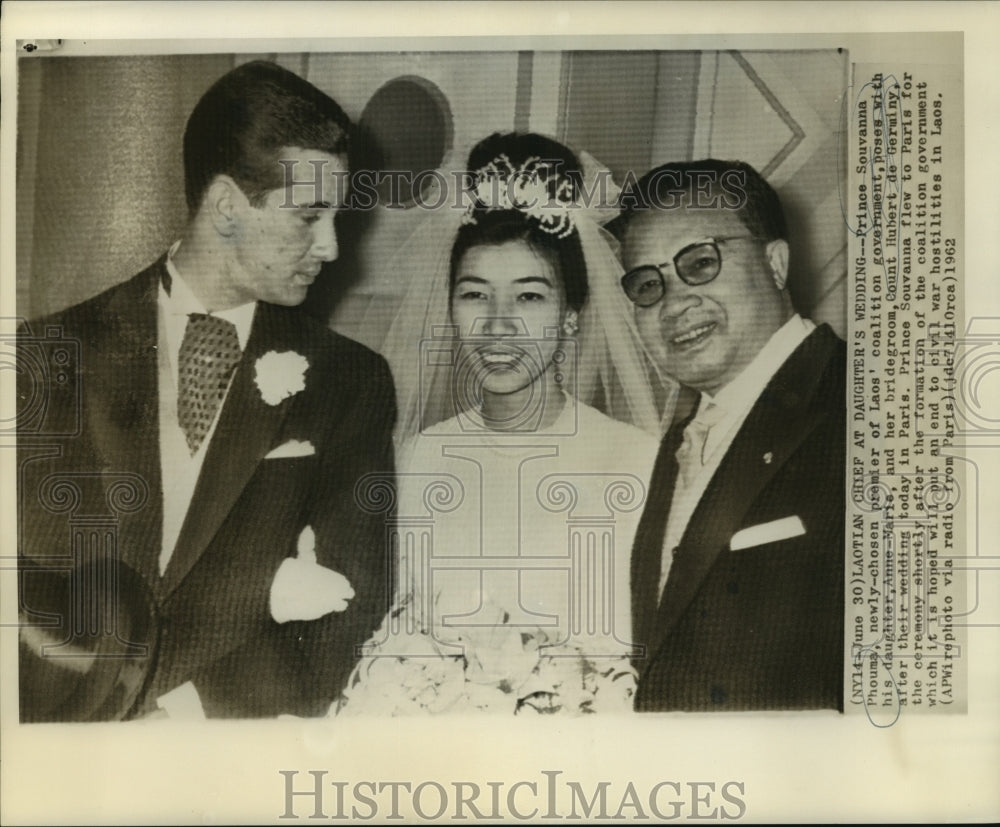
616,160,844,711
17,61,395,720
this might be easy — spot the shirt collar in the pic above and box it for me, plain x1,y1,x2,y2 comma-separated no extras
701,313,816,416
162,240,256,350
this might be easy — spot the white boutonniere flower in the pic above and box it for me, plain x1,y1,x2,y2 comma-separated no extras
255,350,309,406
270,526,355,623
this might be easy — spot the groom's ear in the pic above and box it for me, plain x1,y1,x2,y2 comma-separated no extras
204,176,243,238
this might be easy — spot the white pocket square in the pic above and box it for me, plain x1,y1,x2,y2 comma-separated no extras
264,439,315,459
730,515,806,551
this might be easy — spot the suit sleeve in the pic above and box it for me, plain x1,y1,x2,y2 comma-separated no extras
282,348,397,715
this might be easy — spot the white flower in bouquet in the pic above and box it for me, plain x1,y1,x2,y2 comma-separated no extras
462,681,519,713
458,603,540,693
583,662,638,714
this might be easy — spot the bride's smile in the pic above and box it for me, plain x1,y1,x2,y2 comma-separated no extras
451,239,567,408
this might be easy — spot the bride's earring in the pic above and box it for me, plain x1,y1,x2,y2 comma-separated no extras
562,311,579,337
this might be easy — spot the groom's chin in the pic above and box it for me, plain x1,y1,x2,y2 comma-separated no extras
268,287,311,307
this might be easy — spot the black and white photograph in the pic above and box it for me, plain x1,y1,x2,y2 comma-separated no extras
14,45,848,721
1,2,997,824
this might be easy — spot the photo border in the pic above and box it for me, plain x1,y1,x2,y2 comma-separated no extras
2,3,997,824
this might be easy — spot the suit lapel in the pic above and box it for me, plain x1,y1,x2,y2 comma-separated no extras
646,326,840,659
630,416,687,663
158,302,300,598
93,264,164,586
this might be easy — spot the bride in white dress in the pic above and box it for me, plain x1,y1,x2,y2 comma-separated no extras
336,132,671,715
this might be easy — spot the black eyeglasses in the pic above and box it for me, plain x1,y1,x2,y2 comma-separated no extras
620,235,761,307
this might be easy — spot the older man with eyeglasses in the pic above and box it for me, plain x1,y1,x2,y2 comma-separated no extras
614,159,846,712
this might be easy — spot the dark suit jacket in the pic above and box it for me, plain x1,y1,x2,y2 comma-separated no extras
631,324,845,711
17,258,396,719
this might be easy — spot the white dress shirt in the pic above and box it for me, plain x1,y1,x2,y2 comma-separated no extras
157,242,256,576
658,314,816,597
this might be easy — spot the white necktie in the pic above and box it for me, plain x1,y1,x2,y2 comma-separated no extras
675,400,723,490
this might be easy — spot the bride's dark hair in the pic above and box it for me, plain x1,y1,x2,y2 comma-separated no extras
448,132,589,312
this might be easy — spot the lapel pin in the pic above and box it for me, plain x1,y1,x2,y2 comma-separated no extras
763,451,773,464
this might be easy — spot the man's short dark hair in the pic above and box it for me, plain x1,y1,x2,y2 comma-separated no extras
611,159,787,243
183,60,352,213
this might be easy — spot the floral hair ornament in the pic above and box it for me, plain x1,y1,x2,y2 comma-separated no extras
462,153,578,238
461,151,623,238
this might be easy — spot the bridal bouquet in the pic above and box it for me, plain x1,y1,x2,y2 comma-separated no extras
336,598,637,716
